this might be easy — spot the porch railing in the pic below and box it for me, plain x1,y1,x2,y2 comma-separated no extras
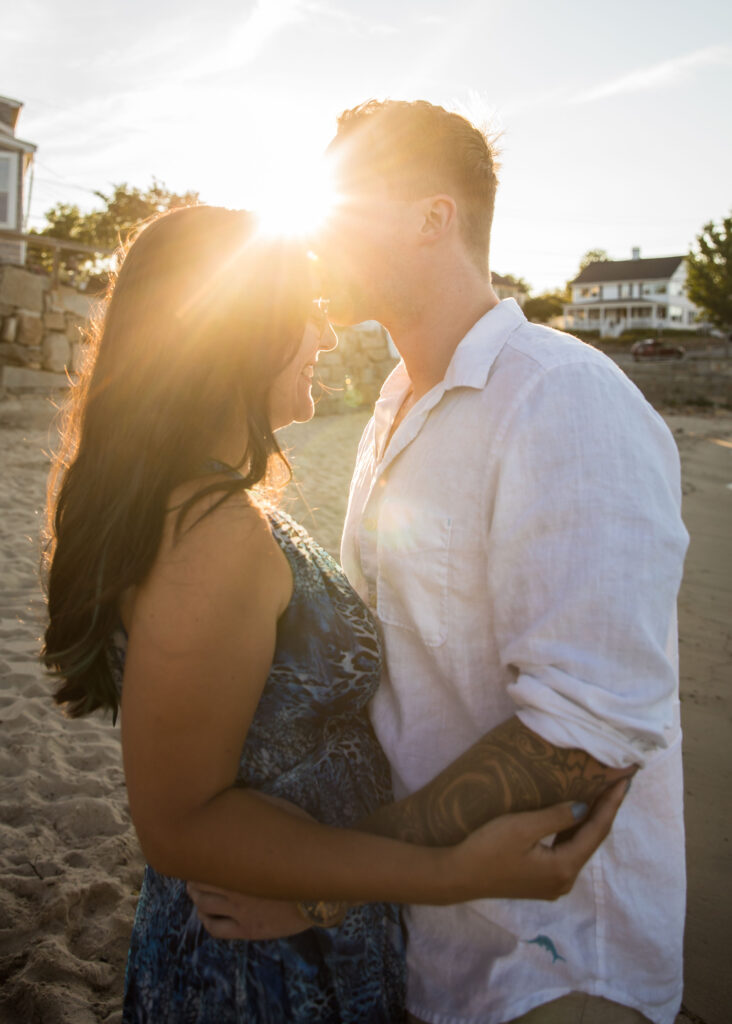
0,229,113,286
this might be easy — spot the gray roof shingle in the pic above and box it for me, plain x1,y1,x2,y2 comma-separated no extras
572,256,683,285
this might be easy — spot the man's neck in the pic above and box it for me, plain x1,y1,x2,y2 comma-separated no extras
385,279,500,399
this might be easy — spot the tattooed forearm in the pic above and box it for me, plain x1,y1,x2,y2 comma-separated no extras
359,716,635,846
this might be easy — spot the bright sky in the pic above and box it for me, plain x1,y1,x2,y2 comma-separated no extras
3,0,731,292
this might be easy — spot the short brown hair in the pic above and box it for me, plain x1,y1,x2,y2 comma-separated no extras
329,99,499,272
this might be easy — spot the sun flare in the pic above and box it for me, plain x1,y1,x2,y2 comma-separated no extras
252,158,335,240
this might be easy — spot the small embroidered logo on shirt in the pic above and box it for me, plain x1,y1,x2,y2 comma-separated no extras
524,935,566,963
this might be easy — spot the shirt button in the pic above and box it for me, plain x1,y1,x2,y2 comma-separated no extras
363,518,376,531
369,593,377,610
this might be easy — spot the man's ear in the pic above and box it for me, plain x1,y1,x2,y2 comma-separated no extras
417,195,457,243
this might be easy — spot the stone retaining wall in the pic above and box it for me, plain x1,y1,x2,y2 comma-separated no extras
0,264,398,413
3,267,727,414
0,265,97,377
313,322,398,415
620,356,732,410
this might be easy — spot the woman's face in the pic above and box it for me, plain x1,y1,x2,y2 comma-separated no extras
268,304,337,430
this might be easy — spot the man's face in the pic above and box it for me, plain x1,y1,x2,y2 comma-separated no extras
314,169,417,327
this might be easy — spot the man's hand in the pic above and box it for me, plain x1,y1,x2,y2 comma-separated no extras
187,882,310,940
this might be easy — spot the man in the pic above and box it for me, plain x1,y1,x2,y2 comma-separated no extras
191,101,688,1023
320,100,687,1024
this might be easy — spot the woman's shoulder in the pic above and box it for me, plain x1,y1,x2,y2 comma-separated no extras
165,477,265,547
146,479,292,617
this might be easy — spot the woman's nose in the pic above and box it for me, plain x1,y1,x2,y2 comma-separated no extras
320,324,338,353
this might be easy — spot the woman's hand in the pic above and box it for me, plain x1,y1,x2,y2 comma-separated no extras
188,781,627,937
440,778,628,904
187,882,310,940
187,790,315,940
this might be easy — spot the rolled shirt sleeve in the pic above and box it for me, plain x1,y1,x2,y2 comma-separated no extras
485,359,689,767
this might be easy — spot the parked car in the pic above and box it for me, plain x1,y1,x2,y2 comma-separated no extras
630,338,686,362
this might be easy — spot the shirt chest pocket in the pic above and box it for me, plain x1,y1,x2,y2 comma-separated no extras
376,513,453,647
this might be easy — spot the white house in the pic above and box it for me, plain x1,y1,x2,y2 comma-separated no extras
564,249,699,337
0,96,36,265
492,272,528,307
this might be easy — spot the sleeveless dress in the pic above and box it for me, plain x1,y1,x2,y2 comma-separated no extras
110,504,406,1023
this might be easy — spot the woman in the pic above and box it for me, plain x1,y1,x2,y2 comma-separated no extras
43,206,625,1023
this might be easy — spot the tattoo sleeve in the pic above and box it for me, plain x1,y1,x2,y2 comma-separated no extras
358,716,634,846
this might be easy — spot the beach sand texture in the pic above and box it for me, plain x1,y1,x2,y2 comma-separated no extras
0,394,730,1024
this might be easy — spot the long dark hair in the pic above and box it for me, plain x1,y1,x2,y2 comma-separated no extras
43,205,318,719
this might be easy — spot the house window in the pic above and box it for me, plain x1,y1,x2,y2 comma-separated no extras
657,306,667,318
669,305,683,322
654,284,667,294
0,152,19,229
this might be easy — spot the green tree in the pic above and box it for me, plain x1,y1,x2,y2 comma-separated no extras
578,248,610,272
523,291,567,324
686,214,732,334
497,273,531,294
28,179,200,284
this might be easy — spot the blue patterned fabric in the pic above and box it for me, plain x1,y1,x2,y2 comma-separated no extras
114,506,406,1023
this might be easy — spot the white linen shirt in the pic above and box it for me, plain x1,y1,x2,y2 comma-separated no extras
341,300,688,1024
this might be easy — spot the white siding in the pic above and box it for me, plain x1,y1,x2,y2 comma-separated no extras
0,150,19,229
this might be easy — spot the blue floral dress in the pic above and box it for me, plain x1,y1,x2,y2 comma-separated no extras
111,507,406,1023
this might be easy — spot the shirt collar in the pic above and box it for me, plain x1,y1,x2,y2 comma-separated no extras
378,297,527,405
371,299,527,462
442,298,526,392
372,361,411,460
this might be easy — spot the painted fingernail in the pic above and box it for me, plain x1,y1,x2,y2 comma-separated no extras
571,802,589,821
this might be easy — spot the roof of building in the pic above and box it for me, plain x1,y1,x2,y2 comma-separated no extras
0,97,35,153
0,97,23,134
571,256,683,285
564,298,667,309
0,127,36,154
492,272,527,289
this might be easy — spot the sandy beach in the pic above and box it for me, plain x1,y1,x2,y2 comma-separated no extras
0,394,730,1024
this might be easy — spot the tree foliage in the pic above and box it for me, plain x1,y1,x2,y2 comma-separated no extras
496,273,531,294
28,179,200,285
523,291,567,324
578,248,610,272
686,214,732,332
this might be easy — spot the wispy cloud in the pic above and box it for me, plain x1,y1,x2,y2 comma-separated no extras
575,45,732,104
416,14,448,26
76,25,196,74
185,0,309,80
300,0,397,36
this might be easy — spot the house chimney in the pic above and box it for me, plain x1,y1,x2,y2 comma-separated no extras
631,246,641,261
